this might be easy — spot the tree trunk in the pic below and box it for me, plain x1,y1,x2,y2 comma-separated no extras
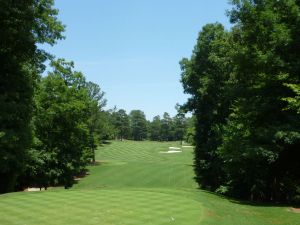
92,147,96,164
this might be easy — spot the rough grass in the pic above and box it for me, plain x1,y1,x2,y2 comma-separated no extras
0,140,299,225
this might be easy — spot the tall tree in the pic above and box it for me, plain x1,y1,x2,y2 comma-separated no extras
161,112,173,141
180,23,232,190
149,116,162,141
115,109,130,140
181,0,300,202
0,0,64,193
184,116,196,145
129,110,148,141
218,0,300,201
85,81,106,163
33,59,91,188
172,113,187,144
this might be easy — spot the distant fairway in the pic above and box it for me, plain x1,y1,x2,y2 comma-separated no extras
74,141,197,190
0,141,299,224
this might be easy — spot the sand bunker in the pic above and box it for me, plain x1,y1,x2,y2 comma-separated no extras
182,146,194,148
159,146,182,153
25,188,45,192
159,150,182,154
289,208,300,213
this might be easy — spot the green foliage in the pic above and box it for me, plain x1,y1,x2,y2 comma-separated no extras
32,59,92,188
85,81,107,162
181,23,232,190
106,107,190,142
184,116,196,144
148,112,189,142
129,110,148,141
283,84,300,114
172,113,187,142
110,108,131,140
181,0,300,202
0,0,64,193
20,137,57,190
160,112,173,141
98,111,118,140
149,116,162,141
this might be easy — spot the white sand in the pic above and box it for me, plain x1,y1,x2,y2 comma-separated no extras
159,150,182,154
25,188,43,192
182,146,194,148
159,146,182,153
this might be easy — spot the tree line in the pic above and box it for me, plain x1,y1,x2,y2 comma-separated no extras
107,108,195,142
181,0,300,203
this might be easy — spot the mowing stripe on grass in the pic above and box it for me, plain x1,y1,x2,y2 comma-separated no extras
1,141,299,225
0,189,203,225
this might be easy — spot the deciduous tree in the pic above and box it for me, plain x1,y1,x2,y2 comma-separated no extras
0,0,64,193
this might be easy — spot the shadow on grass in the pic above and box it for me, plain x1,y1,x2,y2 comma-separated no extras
73,169,91,185
194,183,300,208
185,164,194,167
89,161,102,166
99,140,112,147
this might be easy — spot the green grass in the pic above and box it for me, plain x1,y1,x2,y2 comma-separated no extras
74,141,196,190
0,140,299,224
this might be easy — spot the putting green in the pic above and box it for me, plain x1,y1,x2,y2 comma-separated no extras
0,189,203,225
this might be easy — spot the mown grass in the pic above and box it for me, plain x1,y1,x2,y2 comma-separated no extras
74,141,197,190
0,140,299,224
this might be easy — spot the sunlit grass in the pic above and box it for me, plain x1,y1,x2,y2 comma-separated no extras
0,140,299,225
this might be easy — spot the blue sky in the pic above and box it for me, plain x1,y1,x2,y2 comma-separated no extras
44,0,232,120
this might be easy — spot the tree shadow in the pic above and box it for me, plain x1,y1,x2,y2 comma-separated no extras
185,164,194,167
73,169,91,184
99,140,112,147
194,184,300,208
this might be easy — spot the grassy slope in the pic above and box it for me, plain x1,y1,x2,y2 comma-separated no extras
0,141,299,225
74,141,197,190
